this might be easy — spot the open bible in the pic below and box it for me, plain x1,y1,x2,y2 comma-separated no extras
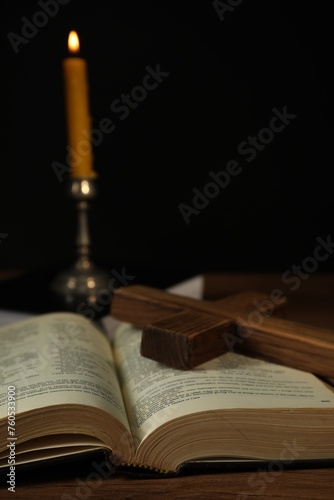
1,311,334,476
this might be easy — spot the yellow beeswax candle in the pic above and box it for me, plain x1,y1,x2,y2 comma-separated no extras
62,31,95,177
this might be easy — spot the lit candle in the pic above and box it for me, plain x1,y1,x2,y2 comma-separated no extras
62,30,95,177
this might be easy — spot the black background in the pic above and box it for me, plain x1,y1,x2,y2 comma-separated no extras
1,0,334,299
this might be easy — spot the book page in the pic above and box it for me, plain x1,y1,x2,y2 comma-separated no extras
0,312,130,432
113,323,334,447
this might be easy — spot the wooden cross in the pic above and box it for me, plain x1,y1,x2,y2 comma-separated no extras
110,284,334,378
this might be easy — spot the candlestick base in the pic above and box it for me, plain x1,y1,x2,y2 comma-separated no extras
49,176,110,319
50,257,111,318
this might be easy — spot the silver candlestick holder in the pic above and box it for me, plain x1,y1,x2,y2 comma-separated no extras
50,176,110,315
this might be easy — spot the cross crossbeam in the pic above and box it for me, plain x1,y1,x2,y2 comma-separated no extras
110,284,334,378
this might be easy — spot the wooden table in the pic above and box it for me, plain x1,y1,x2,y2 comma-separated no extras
1,271,334,499
11,465,334,499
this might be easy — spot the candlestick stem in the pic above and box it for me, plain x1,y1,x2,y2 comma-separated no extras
76,201,90,258
50,177,110,317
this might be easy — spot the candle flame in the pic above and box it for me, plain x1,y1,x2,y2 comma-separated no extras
68,30,80,54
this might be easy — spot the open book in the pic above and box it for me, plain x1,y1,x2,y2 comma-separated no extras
1,309,334,476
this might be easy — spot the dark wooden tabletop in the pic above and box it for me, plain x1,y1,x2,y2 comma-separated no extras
1,271,334,499
10,466,334,500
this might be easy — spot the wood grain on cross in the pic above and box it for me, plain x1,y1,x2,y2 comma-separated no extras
110,285,334,378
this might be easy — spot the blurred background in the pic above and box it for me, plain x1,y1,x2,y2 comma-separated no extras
1,0,333,311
